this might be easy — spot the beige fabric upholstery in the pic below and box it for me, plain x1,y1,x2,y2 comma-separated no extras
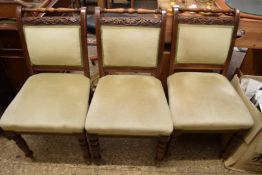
23,25,82,66
85,75,173,136
0,73,90,133
167,72,253,130
101,26,160,67
175,24,233,65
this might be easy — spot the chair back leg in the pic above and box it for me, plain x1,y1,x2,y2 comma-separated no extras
5,132,33,158
77,133,90,162
156,136,171,161
87,133,101,161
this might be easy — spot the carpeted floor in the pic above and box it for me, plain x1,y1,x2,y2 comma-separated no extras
0,133,258,175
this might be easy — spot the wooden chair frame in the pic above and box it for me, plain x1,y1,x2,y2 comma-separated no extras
168,7,242,158
0,0,51,19
169,7,240,76
1,7,91,161
87,7,170,162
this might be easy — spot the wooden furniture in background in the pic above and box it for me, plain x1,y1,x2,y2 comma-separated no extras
0,7,90,160
157,0,262,76
239,49,262,75
215,0,262,75
0,0,78,112
158,0,262,48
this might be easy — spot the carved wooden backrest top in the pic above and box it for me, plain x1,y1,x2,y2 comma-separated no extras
100,15,162,27
22,16,81,25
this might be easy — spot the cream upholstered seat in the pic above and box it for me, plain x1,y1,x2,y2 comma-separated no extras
0,73,90,134
168,72,253,131
86,75,173,136
0,7,90,160
168,8,254,155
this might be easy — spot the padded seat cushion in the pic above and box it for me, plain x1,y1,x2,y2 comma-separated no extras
85,75,173,136
0,73,90,134
167,72,254,131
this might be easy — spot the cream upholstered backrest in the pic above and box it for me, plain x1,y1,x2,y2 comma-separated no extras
17,7,89,77
175,24,234,65
23,25,83,66
96,8,166,73
170,8,239,73
101,25,160,67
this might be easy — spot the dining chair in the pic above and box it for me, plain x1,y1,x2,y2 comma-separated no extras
0,7,90,161
85,7,173,162
168,7,254,156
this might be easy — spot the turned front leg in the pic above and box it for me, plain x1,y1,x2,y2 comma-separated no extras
77,133,90,162
86,133,101,161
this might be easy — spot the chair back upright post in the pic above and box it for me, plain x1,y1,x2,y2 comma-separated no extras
169,7,240,76
95,8,166,79
16,7,90,78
